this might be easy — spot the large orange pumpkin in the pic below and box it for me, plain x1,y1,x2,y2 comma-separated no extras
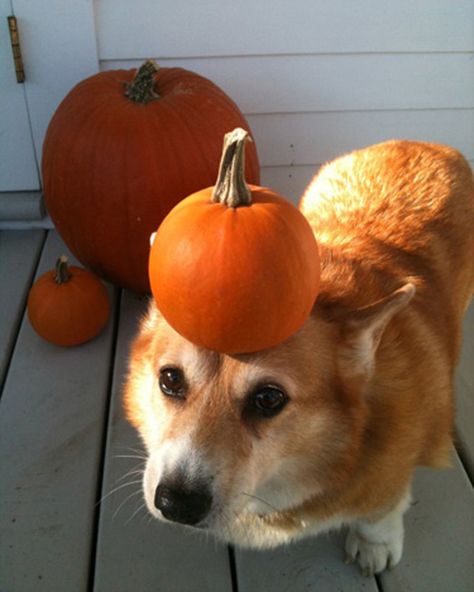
27,256,110,346
42,61,259,293
149,128,320,354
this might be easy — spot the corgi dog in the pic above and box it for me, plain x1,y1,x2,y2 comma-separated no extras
124,140,474,575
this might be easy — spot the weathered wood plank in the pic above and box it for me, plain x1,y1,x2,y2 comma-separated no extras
0,231,117,592
0,229,44,388
235,532,378,591
455,301,474,481
380,453,474,592
93,290,233,592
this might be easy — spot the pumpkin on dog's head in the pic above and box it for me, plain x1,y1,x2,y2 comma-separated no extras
149,128,320,354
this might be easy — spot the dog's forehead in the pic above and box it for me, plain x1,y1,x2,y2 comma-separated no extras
156,335,219,382
149,301,335,397
154,324,323,397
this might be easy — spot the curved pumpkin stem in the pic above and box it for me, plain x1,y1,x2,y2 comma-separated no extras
55,255,72,285
124,60,160,103
212,128,252,208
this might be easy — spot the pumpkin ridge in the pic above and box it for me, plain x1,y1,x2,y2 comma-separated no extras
177,108,222,186
74,103,132,280
165,97,221,182
150,100,200,198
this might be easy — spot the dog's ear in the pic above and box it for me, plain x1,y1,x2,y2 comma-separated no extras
141,297,161,334
336,283,416,385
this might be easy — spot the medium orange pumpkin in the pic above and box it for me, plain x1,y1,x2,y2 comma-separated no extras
42,61,260,293
149,128,320,354
27,256,110,346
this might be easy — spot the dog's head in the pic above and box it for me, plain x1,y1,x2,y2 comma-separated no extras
124,284,414,539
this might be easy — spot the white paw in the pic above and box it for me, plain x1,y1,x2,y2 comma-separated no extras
344,528,402,576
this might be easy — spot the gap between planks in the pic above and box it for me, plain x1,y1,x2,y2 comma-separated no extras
87,289,123,592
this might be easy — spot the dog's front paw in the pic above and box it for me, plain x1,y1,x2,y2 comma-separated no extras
344,492,409,576
344,527,403,576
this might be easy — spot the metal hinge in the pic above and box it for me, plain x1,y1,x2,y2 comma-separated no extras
7,16,25,83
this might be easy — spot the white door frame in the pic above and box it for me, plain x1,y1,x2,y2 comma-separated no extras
1,1,99,222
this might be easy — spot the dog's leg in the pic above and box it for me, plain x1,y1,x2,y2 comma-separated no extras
344,489,411,576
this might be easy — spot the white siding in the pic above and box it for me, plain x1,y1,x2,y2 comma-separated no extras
96,0,474,56
104,54,474,113
96,0,474,201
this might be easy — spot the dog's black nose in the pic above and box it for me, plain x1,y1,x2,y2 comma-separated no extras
154,482,212,526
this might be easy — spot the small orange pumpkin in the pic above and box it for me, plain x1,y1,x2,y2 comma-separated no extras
27,256,110,346
149,128,320,354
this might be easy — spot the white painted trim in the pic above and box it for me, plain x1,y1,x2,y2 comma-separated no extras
0,192,44,221
0,215,53,230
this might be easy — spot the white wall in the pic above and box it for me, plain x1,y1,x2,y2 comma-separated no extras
96,0,474,203
2,0,473,223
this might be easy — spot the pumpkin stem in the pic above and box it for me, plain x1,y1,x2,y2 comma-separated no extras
212,128,252,208
124,59,160,103
55,255,72,285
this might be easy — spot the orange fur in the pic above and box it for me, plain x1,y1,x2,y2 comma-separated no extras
124,140,474,569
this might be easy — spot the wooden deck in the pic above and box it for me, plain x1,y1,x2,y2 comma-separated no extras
1,229,473,592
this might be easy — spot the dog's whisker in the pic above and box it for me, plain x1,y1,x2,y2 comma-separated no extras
140,506,155,525
125,501,147,525
240,491,279,513
112,489,143,521
112,445,146,454
113,467,144,485
113,454,147,461
96,479,143,507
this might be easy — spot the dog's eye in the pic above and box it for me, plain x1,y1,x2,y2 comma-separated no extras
249,385,288,418
159,367,186,398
